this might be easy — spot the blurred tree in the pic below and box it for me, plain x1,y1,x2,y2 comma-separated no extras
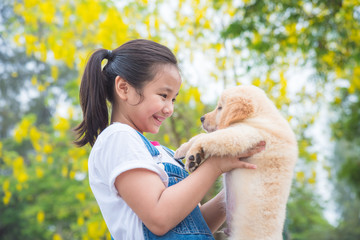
329,140,360,239
331,88,360,196
329,88,360,239
0,0,78,138
220,0,359,84
287,183,336,240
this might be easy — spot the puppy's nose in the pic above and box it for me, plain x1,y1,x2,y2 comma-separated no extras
200,116,205,123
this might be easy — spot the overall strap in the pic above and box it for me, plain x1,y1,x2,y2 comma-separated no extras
136,131,160,157
161,145,185,168
136,131,185,168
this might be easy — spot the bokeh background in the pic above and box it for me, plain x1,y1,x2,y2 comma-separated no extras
1,0,360,239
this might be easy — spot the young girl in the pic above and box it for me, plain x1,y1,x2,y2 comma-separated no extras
74,39,263,240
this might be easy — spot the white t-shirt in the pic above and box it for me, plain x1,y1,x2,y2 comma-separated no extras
88,122,181,240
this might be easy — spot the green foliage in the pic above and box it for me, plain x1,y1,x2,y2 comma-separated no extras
329,140,360,239
332,89,360,141
221,0,360,79
287,183,335,240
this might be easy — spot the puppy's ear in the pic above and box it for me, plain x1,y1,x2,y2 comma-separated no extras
218,97,254,128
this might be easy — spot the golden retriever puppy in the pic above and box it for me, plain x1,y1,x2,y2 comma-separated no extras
174,85,298,240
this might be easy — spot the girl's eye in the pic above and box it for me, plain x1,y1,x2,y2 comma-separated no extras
172,98,176,103
160,94,167,99
217,106,222,110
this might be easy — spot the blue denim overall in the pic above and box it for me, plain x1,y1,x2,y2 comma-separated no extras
137,132,215,240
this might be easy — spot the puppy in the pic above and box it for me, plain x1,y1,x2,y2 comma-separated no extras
174,85,298,240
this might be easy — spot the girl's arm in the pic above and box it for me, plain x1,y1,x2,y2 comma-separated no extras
200,189,226,233
115,156,256,236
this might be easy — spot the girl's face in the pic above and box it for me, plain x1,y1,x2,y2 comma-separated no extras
119,65,182,134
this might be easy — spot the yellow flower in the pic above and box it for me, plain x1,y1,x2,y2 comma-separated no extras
14,127,25,143
30,127,41,146
67,107,74,119
296,171,305,182
53,233,62,240
37,42,47,61
252,78,261,86
24,0,40,8
13,3,24,15
252,32,261,45
310,153,317,161
188,87,201,102
69,171,76,179
77,216,84,226
82,160,88,172
83,209,91,218
13,156,24,169
54,117,70,132
37,84,46,92
14,117,34,142
3,191,12,205
76,193,86,202
31,75,37,85
24,34,37,56
33,142,42,152
11,72,18,78
43,144,53,154
61,166,68,177
187,26,194,36
3,180,10,192
308,177,316,184
39,2,56,24
36,167,44,178
51,66,59,81
37,210,45,223
36,154,43,162
69,148,86,159
17,172,29,183
87,222,102,238
76,0,100,24
215,43,222,53
279,71,287,97
163,134,170,144
321,51,335,66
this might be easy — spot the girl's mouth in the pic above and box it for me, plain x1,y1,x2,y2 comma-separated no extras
153,115,165,125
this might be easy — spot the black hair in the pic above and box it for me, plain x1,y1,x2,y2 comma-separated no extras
74,39,179,147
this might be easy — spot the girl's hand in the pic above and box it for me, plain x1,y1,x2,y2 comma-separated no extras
204,141,265,175
238,140,266,159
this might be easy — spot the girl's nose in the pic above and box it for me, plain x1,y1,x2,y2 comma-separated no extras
163,102,174,116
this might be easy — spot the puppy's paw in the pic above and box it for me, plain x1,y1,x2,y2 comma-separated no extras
185,149,205,172
174,141,191,159
185,143,208,172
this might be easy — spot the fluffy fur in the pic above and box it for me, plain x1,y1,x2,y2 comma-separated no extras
174,85,298,240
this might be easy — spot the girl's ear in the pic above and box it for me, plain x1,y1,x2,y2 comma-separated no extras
114,76,129,100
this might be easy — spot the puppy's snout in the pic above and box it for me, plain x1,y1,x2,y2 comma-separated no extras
200,116,205,123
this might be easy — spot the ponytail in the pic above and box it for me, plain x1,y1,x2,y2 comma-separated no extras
74,49,112,147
